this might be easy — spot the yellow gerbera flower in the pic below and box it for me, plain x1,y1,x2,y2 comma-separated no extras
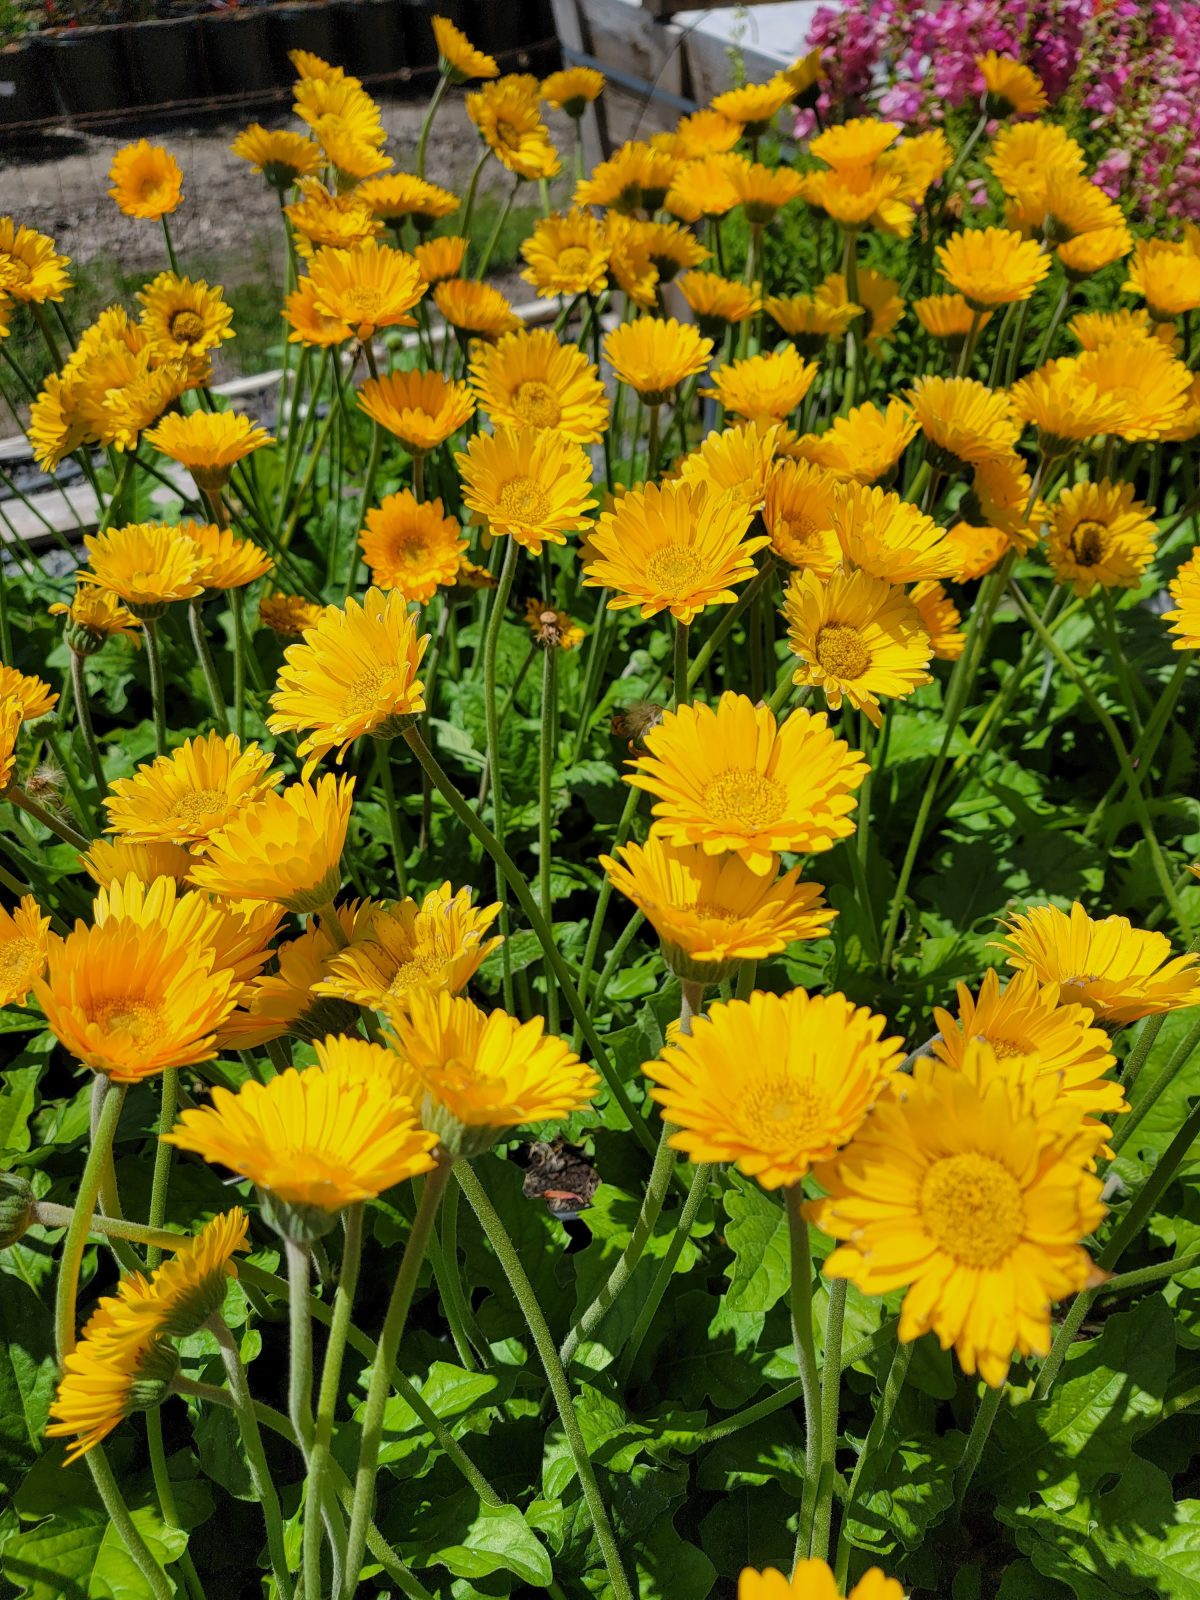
359,491,465,602
50,584,140,654
312,1033,413,1094
289,47,343,82
784,566,932,727
165,1064,438,1214
601,837,834,977
355,173,460,231
285,180,383,258
358,368,475,454
456,426,595,554
104,731,279,847
703,345,818,424
1069,308,1167,351
1075,336,1193,440
604,317,714,405
467,78,560,180
996,901,1200,1024
678,273,759,341
432,14,498,81
413,235,469,285
315,881,502,1010
987,122,1085,202
739,1559,903,1600
216,906,361,1049
230,124,323,188
259,590,325,637
878,130,953,207
306,240,425,341
0,695,19,792
1124,238,1200,320
762,458,841,573
811,117,901,172
384,989,599,1155
725,159,804,223
46,1290,178,1462
434,278,521,342
976,51,1047,115
34,905,238,1082
910,581,964,660
664,154,742,224
677,420,782,516
575,140,678,213
764,292,861,355
520,209,609,299
283,277,354,346
1166,549,1200,650
602,212,660,306
907,375,1020,469
79,838,194,888
293,75,385,151
144,411,273,493
810,1044,1107,1387
0,664,57,723
1046,479,1156,596
1058,224,1132,279
108,141,183,219
469,327,608,442
28,371,87,471
312,123,392,182
792,399,917,485
627,690,869,874
782,47,826,102
189,774,354,913
816,268,904,352
1042,167,1125,245
937,227,1051,309
933,967,1124,1127
833,482,955,584
0,218,70,303
944,520,1007,580
644,988,903,1188
710,76,795,134
0,894,51,1006
803,168,908,234
671,109,742,161
81,522,205,618
541,65,604,116
268,589,428,775
1008,358,1124,454
630,217,708,282
179,519,273,590
912,293,992,349
137,272,233,364
582,479,765,624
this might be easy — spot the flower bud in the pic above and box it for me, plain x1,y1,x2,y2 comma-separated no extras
0,1172,35,1249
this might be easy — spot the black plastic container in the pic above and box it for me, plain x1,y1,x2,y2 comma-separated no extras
0,38,57,130
343,0,407,82
124,15,210,112
45,25,133,118
269,2,336,76
203,8,276,96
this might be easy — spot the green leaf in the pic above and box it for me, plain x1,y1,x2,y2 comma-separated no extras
0,1278,57,1496
0,1064,42,1156
722,1184,789,1315
2,1502,187,1600
402,1490,553,1588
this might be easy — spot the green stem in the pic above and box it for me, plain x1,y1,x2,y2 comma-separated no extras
374,743,408,895
538,642,560,1031
786,1185,823,1567
161,215,181,274
85,1445,175,1600
833,1340,913,1588
416,70,450,179
286,1237,316,1457
436,1175,485,1369
1034,282,1073,367
572,593,612,760
1083,656,1190,841
672,616,690,709
144,1412,206,1600
617,1160,713,1385
459,151,490,249
141,619,168,757
456,1160,634,1600
342,1160,453,1597
953,1382,1005,1516
574,784,641,1027
187,599,229,734
1118,1013,1170,1097
646,402,662,480
476,177,520,281
69,650,107,796
1098,589,1143,738
55,1081,126,1360
210,1317,291,1596
809,1277,847,1561
229,589,247,742
6,784,90,850
483,538,520,1011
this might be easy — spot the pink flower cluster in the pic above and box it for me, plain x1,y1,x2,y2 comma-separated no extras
803,0,1200,222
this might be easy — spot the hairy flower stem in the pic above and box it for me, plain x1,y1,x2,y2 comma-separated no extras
342,1160,453,1597
304,1205,364,1600
672,617,690,709
953,1381,1005,1516
539,642,561,1031
809,1278,847,1561
374,743,409,895
786,1186,823,1564
87,1444,176,1600
477,176,521,281
573,782,641,1028
617,1159,714,1384
187,599,229,734
483,539,521,1011
456,1160,635,1600
6,784,90,851
416,69,450,179
1082,656,1190,841
141,619,169,757
210,1317,291,1596
404,723,659,1157
55,1081,126,1360
833,1340,913,1588
69,650,108,795
229,589,248,741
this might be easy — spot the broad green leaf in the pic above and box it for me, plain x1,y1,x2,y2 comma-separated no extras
723,1184,789,1315
0,1278,57,1496
0,1064,41,1156
1,1503,187,1600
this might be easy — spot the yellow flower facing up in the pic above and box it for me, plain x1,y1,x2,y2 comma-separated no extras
144,411,273,493
627,690,870,874
468,327,609,443
672,109,743,161
355,173,460,232
358,368,475,455
933,967,1125,1128
434,278,521,342
677,420,782,518
1075,336,1193,441
315,881,502,1011
1165,549,1200,651
104,731,279,848
520,209,609,299
604,317,714,405
1046,479,1156,597
976,51,1047,115
230,124,323,189
467,77,560,180
832,482,956,584
725,159,804,223
0,218,70,304
165,1064,438,1216
414,235,469,284
137,272,233,363
1124,238,1200,320
739,1559,904,1600
762,458,842,574
0,894,51,1006
313,123,392,183
811,1044,1108,1387
189,774,354,914
307,240,425,341
108,141,183,219
259,591,326,637
996,901,1200,1025
703,345,818,424
937,226,1051,310
1008,358,1124,454
360,491,466,603
50,584,140,654
906,375,1021,469
0,664,57,724
582,479,765,624
81,522,205,619
764,292,861,355
384,988,599,1155
600,837,834,978
910,580,965,660
1069,307,1170,352
268,589,428,775
432,14,498,81
710,75,793,134
644,988,903,1189
456,426,595,554
179,519,273,591
913,293,992,349
793,399,918,486
664,154,742,224
784,566,932,726
541,65,604,116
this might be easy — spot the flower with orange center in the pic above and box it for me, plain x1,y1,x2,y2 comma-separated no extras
0,894,51,1006
0,218,70,304
604,317,714,405
1046,479,1156,596
359,491,466,602
702,345,818,424
137,272,233,364
306,240,425,341
467,78,560,181
469,326,609,443
355,173,460,232
108,141,183,219
413,235,469,284
456,426,595,554
520,209,610,298
763,458,842,574
144,411,273,494
434,278,521,342
358,368,475,454
259,591,325,637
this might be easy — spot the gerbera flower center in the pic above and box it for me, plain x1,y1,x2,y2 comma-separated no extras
498,476,551,524
816,623,872,680
342,666,395,716
1068,520,1109,567
344,287,382,318
495,120,524,154
0,937,40,984
90,996,168,1044
140,176,171,203
169,310,206,344
512,380,563,428
644,545,706,595
919,1152,1025,1268
743,1076,830,1144
171,787,230,824
982,1034,1025,1060
0,255,31,288
690,900,741,922
701,768,787,829
390,536,429,566
385,953,448,995
556,247,593,277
